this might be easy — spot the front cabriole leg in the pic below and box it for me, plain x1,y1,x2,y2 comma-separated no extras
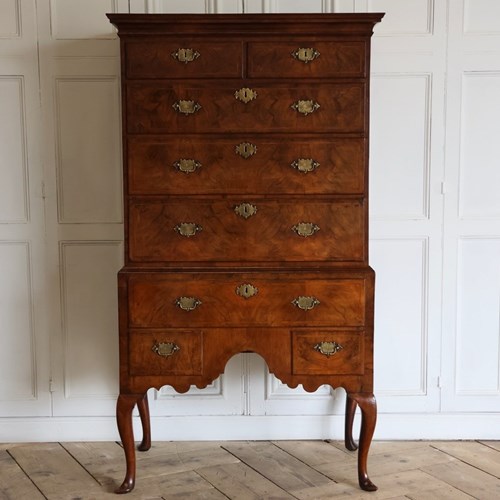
349,392,377,492
115,393,142,494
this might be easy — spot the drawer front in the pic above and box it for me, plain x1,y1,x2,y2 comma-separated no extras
129,330,202,376
128,137,365,196
127,274,366,328
292,331,364,375
125,41,243,79
248,41,366,78
126,83,365,134
128,199,365,263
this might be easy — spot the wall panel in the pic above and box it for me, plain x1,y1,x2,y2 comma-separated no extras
0,76,28,223
370,74,431,220
55,242,121,414
0,0,20,37
463,0,500,34
0,242,35,401
455,238,500,395
370,239,428,397
366,0,433,35
55,77,122,224
459,72,500,219
50,0,117,39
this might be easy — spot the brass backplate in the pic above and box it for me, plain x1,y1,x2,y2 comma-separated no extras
174,222,202,237
171,48,200,63
291,99,320,116
292,296,320,311
292,222,320,237
172,100,202,115
314,341,343,357
152,341,180,357
291,158,320,173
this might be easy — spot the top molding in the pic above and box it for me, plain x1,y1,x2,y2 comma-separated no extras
107,13,385,37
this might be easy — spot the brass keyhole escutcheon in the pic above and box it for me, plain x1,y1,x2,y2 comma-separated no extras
235,142,257,159
236,283,259,299
292,47,320,63
234,203,257,219
235,87,258,103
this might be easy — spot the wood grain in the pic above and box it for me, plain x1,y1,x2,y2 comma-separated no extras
3,440,500,499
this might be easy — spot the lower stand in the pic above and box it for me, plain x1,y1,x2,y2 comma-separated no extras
115,390,377,493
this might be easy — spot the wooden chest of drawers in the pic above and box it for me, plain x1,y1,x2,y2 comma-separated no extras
108,12,383,494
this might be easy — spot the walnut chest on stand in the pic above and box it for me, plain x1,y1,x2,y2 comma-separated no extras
107,12,384,494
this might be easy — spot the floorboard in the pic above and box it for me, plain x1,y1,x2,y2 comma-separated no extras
0,440,498,499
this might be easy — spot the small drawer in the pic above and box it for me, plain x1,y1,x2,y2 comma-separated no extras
129,330,202,376
248,41,366,78
126,82,365,134
127,137,365,196
125,41,243,79
292,331,364,375
127,273,367,329
128,198,365,264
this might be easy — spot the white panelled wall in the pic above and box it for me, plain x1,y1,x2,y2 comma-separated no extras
0,0,499,441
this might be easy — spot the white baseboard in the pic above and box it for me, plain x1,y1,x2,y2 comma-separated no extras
0,413,498,442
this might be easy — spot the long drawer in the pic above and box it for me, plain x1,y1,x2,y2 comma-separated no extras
128,198,365,263
126,273,367,328
126,82,365,134
127,137,365,195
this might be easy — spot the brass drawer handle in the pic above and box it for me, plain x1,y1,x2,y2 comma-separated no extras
314,341,343,357
291,158,320,173
292,222,320,237
236,283,258,299
172,100,202,115
235,87,258,103
174,222,202,237
173,159,202,174
292,47,320,63
175,296,202,311
292,296,320,311
171,48,200,63
234,203,257,219
235,142,257,159
152,341,180,357
291,99,320,116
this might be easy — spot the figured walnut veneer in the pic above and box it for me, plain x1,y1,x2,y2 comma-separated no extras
108,12,384,495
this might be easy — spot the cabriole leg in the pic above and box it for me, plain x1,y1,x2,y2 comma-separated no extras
345,393,358,451
115,394,141,494
137,392,151,452
350,392,377,492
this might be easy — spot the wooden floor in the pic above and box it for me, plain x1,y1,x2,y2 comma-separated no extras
1,440,500,499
